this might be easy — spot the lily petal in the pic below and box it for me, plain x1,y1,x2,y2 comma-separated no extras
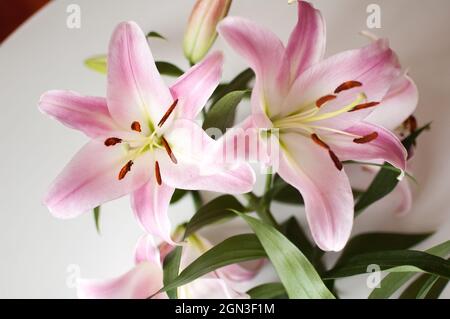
170,52,223,120
107,21,172,133
38,90,119,138
77,262,164,299
159,119,255,193
131,179,175,245
178,278,249,299
134,234,161,265
366,74,418,131
282,0,326,83
218,17,286,117
44,139,152,218
330,121,407,171
283,39,401,125
277,133,354,251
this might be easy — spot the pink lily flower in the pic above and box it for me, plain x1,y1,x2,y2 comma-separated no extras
39,21,255,243
218,1,408,251
77,231,256,299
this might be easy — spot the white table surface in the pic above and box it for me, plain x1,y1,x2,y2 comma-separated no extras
1,0,449,298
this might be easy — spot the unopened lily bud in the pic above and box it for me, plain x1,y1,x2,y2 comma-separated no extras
184,0,232,64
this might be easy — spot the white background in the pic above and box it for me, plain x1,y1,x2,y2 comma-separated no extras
0,0,449,298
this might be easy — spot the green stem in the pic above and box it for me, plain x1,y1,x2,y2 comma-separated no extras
256,173,280,229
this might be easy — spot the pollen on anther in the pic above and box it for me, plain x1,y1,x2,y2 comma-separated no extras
161,137,177,164
155,161,162,185
158,99,179,127
349,102,380,112
316,94,337,108
311,134,330,150
131,121,142,132
329,151,343,171
353,132,379,144
104,137,122,146
118,160,133,180
334,81,363,94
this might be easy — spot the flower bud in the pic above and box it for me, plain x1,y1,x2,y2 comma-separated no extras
184,0,232,64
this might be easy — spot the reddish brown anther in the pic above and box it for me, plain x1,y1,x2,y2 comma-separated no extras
404,115,418,133
353,132,379,144
161,137,177,164
131,121,142,132
334,81,363,94
316,94,337,108
311,134,330,150
349,102,380,112
155,161,162,185
329,150,343,171
158,99,179,127
118,160,133,180
104,137,122,146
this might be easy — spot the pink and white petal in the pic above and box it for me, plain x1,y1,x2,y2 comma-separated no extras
107,21,172,133
282,0,326,83
39,90,119,138
366,74,418,131
217,260,265,282
134,234,161,265
44,139,151,219
394,178,413,216
179,278,249,299
282,39,401,124
218,17,286,117
77,262,165,299
277,133,354,251
330,121,407,171
131,178,176,245
159,119,255,193
170,52,223,120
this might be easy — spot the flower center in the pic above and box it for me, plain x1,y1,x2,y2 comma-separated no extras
273,81,380,170
104,99,179,183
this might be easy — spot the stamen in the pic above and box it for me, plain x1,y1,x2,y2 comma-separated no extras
104,137,122,146
131,121,142,132
353,132,379,144
158,99,179,127
404,115,417,133
316,94,337,108
334,81,363,94
161,137,177,164
349,102,380,112
155,161,162,185
329,150,343,171
118,160,133,180
311,134,330,149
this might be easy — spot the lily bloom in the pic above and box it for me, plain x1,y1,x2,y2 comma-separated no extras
39,21,254,243
218,0,408,251
77,230,257,299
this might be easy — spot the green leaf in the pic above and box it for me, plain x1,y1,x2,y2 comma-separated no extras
93,206,101,234
335,232,432,266
161,234,266,293
369,240,450,299
354,163,400,214
247,283,287,299
84,55,107,74
326,250,450,280
202,90,247,133
84,55,183,77
270,175,304,205
236,212,334,299
212,68,254,105
184,195,244,238
146,31,166,40
170,189,188,204
422,276,449,299
402,122,431,150
280,217,313,260
155,61,184,77
399,273,441,299
163,246,183,299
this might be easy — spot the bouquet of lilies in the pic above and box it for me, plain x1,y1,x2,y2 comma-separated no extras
38,0,449,299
